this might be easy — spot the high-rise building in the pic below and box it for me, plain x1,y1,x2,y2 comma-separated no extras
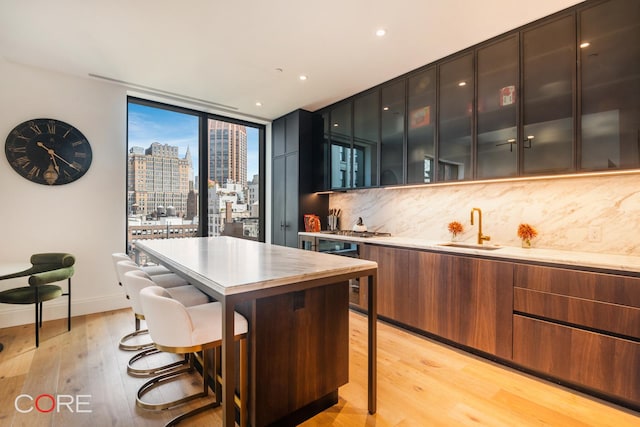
209,121,247,187
128,142,194,217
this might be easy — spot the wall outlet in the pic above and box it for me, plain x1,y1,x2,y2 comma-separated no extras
588,225,602,243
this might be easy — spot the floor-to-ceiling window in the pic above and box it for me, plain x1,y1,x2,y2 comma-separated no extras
126,97,264,253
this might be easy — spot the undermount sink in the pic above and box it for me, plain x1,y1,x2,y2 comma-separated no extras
438,242,503,251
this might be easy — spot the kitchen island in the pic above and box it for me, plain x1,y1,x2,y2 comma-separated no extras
134,237,378,427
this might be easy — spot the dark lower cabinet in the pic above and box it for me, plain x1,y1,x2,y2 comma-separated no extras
426,253,513,358
359,243,639,409
237,282,349,427
513,263,640,408
361,245,513,359
513,315,640,406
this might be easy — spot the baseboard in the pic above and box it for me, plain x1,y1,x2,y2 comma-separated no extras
0,293,129,328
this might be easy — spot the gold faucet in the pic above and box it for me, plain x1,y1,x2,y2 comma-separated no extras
470,207,491,245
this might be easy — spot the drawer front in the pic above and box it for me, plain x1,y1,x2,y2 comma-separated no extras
514,287,640,339
513,315,640,405
514,264,640,308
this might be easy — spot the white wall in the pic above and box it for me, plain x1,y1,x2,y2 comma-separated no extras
0,59,273,328
0,59,129,327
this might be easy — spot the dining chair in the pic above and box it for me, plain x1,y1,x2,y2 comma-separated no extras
0,265,74,347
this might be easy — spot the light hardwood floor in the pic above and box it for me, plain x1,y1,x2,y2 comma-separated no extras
0,308,637,426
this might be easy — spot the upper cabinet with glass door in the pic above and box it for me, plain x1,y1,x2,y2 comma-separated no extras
353,90,379,188
438,53,474,182
380,81,406,185
522,15,575,175
477,35,519,179
407,68,436,184
580,0,640,170
314,0,639,191
329,103,352,190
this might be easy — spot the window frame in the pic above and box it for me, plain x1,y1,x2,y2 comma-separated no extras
126,96,266,245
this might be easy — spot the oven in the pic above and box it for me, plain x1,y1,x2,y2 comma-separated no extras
299,231,390,308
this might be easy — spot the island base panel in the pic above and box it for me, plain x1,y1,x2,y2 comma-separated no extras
238,281,350,427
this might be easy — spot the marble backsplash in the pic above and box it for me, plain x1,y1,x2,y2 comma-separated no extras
328,172,640,256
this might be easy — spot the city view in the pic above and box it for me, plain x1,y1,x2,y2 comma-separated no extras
126,101,261,245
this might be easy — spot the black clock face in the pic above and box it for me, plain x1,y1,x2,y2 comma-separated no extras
5,118,92,185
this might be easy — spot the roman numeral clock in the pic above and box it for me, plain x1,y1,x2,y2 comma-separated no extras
5,118,92,185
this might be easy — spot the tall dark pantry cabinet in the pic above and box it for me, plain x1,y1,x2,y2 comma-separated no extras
272,109,327,247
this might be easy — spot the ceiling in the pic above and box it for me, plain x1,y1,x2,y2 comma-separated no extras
0,0,583,123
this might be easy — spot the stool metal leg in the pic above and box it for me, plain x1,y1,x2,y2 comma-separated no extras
127,350,190,377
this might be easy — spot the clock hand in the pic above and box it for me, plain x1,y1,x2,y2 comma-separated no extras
50,153,60,173
36,141,81,171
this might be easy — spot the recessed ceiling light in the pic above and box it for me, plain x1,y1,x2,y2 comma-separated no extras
299,75,308,81
458,81,467,87
255,102,262,107
375,29,386,37
580,42,590,48
333,123,339,127
383,106,389,111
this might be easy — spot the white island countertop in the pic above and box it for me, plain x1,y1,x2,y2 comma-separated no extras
300,232,640,275
136,236,378,296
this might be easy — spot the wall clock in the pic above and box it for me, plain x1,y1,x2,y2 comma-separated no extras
5,118,92,185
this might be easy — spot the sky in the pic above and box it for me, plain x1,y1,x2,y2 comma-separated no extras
127,102,260,181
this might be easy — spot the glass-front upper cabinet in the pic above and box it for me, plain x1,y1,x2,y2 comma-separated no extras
407,68,436,183
380,80,406,185
477,35,519,179
329,103,352,189
438,53,473,182
353,90,379,188
580,0,640,170
522,15,575,174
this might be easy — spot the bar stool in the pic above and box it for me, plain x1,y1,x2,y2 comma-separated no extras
113,259,192,352
118,265,209,377
137,283,248,427
111,252,171,278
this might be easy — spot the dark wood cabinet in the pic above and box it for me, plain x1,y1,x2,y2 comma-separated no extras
272,110,327,247
514,315,640,406
361,245,513,358
427,252,513,358
513,264,640,407
360,245,412,322
513,264,640,338
355,241,639,408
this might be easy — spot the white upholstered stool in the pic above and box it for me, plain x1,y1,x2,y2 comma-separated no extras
113,258,192,352
111,252,171,277
138,284,248,427
118,265,209,377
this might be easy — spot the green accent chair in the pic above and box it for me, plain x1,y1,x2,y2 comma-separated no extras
0,253,75,347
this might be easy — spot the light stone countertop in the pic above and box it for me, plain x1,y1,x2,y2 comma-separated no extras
299,232,640,275
135,236,378,296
